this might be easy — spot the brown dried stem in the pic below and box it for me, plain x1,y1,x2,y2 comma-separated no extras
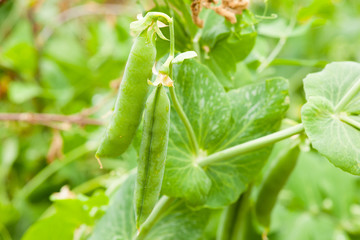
0,113,103,128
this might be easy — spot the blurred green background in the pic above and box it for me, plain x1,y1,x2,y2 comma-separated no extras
0,0,360,239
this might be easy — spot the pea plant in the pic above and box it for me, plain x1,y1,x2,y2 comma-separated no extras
8,1,360,240
91,9,360,240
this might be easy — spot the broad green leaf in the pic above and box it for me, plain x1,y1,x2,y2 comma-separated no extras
91,174,211,240
172,60,232,154
204,42,237,88
90,174,136,240
200,10,257,88
162,60,231,205
144,201,211,240
23,190,109,240
204,78,290,207
162,60,289,208
22,215,78,240
200,10,231,48
301,62,360,175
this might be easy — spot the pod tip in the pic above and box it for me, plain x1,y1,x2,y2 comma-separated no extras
95,154,103,169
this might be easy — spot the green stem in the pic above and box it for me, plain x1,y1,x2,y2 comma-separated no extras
340,115,360,130
136,196,176,240
15,144,90,201
270,58,328,68
163,16,199,155
216,203,238,240
198,124,304,166
169,87,199,155
160,17,175,72
335,77,360,112
231,185,257,240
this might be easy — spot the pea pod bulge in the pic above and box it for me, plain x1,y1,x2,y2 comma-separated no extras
96,28,157,160
134,85,170,229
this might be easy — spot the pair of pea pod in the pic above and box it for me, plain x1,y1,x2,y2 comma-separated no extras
96,27,170,228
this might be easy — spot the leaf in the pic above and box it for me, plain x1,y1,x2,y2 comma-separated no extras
0,137,18,170
161,60,232,205
89,174,137,240
23,190,109,240
90,174,211,240
204,78,290,207
144,201,211,240
200,10,257,88
0,42,37,79
162,59,289,208
200,10,231,48
301,62,360,175
0,20,36,79
22,215,78,240
258,18,313,38
8,81,42,104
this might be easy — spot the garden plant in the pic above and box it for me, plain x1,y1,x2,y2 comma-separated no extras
1,0,360,240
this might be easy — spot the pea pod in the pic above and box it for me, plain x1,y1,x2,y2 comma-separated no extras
96,29,156,159
255,141,300,229
134,85,170,228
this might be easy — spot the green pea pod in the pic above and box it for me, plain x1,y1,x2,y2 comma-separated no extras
134,85,170,229
255,141,300,229
96,29,156,159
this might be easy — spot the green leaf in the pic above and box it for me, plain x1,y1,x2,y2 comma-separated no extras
301,62,360,175
162,60,289,208
200,10,257,88
0,137,18,171
90,174,137,240
52,199,92,225
144,201,211,240
258,18,313,38
23,190,109,240
0,42,37,79
204,78,290,207
22,215,78,240
200,10,231,48
8,81,42,104
162,60,232,205
91,174,211,240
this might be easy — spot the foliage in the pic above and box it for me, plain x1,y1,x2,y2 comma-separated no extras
0,0,360,240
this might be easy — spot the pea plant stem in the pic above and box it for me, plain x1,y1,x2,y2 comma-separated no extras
156,13,174,68
163,14,199,155
169,87,200,155
335,77,360,112
198,124,304,166
136,196,176,240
